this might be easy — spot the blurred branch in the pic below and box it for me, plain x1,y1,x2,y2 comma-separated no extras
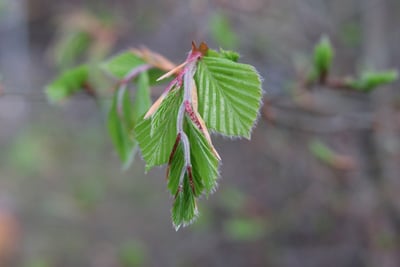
262,101,374,134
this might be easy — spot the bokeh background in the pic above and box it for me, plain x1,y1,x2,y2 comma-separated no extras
1,0,400,266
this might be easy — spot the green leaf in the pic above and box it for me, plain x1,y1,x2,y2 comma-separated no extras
346,70,398,92
102,52,146,79
135,89,183,170
311,36,334,81
108,88,136,169
45,65,89,104
195,56,262,138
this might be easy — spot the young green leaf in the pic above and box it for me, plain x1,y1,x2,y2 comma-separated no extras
346,70,398,92
311,36,334,83
194,55,262,138
46,65,89,104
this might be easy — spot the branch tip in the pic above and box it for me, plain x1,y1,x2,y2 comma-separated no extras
191,41,208,56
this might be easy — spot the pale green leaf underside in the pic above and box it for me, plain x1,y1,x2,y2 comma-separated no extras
195,56,262,138
135,89,182,171
102,52,145,79
133,72,152,124
107,89,136,168
108,72,151,169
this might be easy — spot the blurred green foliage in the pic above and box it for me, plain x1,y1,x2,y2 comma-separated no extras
72,176,106,211
218,187,246,212
339,22,362,47
224,218,266,242
346,70,398,92
50,10,118,69
7,132,52,176
118,241,148,267
0,0,6,17
53,31,92,69
309,36,334,82
46,65,89,104
209,11,239,49
24,259,51,267
309,139,336,166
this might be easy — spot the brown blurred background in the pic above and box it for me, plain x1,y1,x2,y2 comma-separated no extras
1,0,400,266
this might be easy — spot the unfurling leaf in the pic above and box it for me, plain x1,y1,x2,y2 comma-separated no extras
46,65,89,104
310,36,334,83
166,118,219,229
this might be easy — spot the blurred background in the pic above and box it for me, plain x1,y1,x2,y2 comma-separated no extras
1,0,400,266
